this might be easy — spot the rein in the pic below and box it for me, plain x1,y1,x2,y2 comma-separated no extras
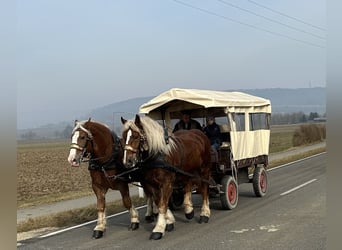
101,165,140,182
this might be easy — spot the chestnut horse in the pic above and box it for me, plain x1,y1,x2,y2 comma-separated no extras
67,119,140,239
121,115,212,240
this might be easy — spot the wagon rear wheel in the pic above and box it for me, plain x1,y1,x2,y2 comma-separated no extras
220,175,238,210
253,166,268,197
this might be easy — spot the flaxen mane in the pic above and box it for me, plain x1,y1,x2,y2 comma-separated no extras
122,116,177,156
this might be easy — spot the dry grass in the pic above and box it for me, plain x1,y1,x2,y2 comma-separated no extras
268,147,326,169
17,196,147,233
269,124,300,153
292,123,326,146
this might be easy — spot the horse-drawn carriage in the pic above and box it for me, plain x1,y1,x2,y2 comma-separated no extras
138,88,271,210
68,87,271,240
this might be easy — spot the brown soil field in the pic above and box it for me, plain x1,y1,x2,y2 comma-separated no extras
17,140,93,208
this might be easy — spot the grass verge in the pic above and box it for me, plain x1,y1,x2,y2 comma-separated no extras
268,146,326,169
17,196,146,234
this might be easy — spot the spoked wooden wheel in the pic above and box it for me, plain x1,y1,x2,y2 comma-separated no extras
220,175,238,210
253,166,268,197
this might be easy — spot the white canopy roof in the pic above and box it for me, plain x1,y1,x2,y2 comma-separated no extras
139,88,271,118
139,88,271,160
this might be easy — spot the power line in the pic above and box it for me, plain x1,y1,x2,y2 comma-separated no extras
217,0,325,40
247,0,326,31
171,0,325,49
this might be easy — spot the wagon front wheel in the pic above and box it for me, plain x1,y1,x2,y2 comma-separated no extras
253,166,268,197
220,175,238,210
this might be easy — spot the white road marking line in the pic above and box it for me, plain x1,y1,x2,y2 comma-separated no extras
280,179,317,196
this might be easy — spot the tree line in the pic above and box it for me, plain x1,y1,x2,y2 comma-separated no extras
20,112,326,140
270,111,325,125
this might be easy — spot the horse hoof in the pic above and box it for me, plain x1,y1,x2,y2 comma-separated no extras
165,223,174,232
92,230,104,239
150,232,163,240
145,215,154,223
130,222,139,231
199,216,209,224
185,210,194,220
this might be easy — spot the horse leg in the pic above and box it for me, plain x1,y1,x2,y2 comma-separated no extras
150,185,173,240
92,184,108,239
150,206,167,240
145,195,156,223
119,186,139,230
183,182,194,220
165,208,175,232
198,180,210,224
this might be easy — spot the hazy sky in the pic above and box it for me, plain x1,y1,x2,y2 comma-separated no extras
17,0,326,129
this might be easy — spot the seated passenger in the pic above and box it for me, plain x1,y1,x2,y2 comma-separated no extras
203,116,222,151
173,110,202,132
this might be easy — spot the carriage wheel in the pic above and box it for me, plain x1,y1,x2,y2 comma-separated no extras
253,166,268,197
168,189,184,211
220,175,238,210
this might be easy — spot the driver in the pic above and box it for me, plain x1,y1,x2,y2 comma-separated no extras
172,110,202,132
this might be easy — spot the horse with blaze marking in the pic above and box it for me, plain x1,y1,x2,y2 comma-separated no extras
67,118,140,239
121,114,212,240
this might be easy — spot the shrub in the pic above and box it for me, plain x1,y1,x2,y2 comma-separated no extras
292,123,326,146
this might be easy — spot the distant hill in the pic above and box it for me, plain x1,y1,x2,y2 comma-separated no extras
85,96,154,127
238,87,325,114
17,87,325,139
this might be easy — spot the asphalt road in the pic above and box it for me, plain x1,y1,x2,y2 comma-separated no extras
18,153,326,250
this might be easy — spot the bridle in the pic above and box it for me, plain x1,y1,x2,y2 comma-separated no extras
123,126,149,166
70,129,93,163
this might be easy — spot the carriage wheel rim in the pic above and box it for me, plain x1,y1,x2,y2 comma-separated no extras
228,182,237,204
259,171,267,192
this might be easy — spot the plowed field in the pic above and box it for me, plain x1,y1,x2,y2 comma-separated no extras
17,140,92,207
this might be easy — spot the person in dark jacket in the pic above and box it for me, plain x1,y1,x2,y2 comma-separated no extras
203,116,222,151
173,110,202,133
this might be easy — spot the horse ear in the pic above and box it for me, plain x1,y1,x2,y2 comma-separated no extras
135,114,143,129
88,117,91,122
74,119,78,126
121,117,127,124
135,114,141,124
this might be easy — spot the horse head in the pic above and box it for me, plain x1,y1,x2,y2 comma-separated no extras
67,118,93,167
121,115,149,168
